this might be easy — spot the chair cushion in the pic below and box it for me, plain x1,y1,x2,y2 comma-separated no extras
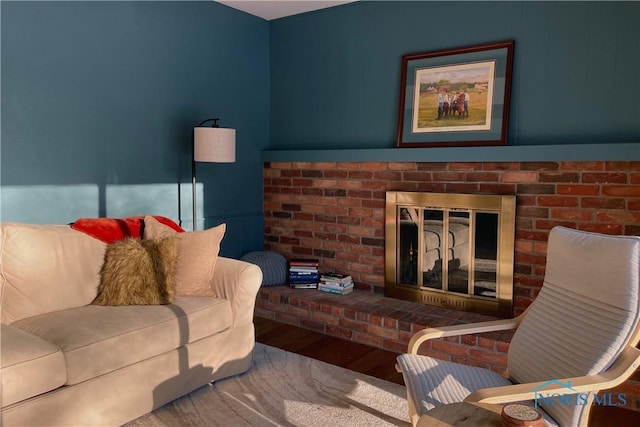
396,354,560,427
11,297,232,385
0,223,106,324
508,227,640,427
396,353,512,413
544,226,640,312
1,324,67,407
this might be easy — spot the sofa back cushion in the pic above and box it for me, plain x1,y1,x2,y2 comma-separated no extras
0,223,106,323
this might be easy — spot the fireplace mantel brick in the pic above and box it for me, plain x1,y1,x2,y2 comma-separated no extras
261,160,640,411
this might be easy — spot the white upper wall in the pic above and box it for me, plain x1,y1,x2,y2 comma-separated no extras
216,0,357,20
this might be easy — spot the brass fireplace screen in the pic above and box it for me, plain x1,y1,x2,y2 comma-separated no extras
385,192,516,318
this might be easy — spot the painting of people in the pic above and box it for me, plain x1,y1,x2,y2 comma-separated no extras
411,60,495,133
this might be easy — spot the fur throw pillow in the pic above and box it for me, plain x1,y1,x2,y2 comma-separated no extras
92,237,179,306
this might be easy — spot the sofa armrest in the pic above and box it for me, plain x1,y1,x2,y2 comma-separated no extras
210,257,262,328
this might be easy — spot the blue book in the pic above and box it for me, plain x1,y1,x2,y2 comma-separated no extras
289,270,319,276
290,272,319,279
289,277,319,283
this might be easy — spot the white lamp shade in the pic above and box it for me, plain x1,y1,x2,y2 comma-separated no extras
194,127,236,163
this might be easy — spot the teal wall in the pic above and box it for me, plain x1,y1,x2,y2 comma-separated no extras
1,1,269,257
2,1,639,256
269,1,640,154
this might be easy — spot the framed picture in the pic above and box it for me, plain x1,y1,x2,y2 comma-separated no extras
396,40,514,148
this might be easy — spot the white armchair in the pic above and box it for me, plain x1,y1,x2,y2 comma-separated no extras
396,226,640,427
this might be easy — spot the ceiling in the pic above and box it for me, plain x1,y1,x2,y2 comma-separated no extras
216,1,358,21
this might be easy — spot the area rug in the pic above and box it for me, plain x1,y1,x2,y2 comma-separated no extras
124,343,409,426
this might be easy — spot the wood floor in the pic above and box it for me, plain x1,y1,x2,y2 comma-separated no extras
254,316,640,427
254,315,404,385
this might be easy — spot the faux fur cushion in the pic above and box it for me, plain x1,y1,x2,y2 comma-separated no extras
71,216,184,244
143,216,225,297
92,237,179,306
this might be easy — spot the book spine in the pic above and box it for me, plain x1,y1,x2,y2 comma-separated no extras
318,281,353,290
290,278,319,282
289,274,318,282
318,286,353,295
319,275,352,284
322,273,352,282
319,279,352,285
289,259,320,267
290,283,317,289
318,286,345,294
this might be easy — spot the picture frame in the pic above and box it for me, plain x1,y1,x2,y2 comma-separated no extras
396,40,514,148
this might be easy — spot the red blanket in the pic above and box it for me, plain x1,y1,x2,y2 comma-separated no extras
71,216,184,243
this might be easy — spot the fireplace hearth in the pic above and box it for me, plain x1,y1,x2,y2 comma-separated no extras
385,191,516,317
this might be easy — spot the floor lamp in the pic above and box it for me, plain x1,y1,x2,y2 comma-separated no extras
192,118,236,231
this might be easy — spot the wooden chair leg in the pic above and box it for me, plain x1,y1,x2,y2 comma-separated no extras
407,390,420,427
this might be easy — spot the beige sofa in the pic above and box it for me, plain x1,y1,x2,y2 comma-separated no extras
0,221,262,426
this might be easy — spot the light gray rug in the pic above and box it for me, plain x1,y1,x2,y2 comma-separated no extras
125,343,410,426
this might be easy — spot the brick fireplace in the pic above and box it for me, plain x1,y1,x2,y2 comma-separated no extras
260,160,640,410
264,160,639,314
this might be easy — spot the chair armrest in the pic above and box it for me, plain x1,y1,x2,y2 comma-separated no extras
464,345,640,404
209,257,263,328
407,314,525,354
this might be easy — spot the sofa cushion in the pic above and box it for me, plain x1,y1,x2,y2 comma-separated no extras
1,324,67,407
143,216,225,297
11,297,232,386
0,223,106,324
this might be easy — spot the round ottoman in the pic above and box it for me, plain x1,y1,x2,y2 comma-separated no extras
240,251,288,286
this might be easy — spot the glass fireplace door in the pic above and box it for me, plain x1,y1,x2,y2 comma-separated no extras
387,192,515,318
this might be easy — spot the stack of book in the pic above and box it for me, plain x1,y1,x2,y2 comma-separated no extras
288,258,320,289
318,273,354,295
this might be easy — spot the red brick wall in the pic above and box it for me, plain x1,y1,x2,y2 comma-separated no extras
264,160,640,313
262,159,640,410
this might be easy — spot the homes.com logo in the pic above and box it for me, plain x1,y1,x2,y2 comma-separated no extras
533,380,627,407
